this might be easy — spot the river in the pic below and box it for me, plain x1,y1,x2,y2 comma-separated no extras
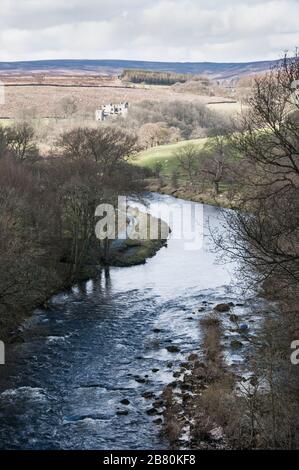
0,193,257,450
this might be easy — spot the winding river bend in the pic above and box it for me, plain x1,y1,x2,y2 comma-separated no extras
0,193,252,450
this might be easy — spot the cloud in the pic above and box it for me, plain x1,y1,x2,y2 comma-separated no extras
0,0,298,62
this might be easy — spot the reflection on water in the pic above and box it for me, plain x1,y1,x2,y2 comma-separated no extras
0,193,245,450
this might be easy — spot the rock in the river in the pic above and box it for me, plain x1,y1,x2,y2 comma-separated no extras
117,410,129,416
166,345,181,353
134,376,146,384
231,339,243,349
153,418,163,425
239,323,249,332
152,368,159,373
120,399,130,405
180,362,192,370
154,399,164,408
146,407,159,416
214,303,232,312
169,381,178,388
142,391,156,400
153,328,162,333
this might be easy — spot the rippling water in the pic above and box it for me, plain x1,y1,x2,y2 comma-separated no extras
0,193,247,450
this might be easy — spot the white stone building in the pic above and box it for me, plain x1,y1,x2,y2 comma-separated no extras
95,102,129,121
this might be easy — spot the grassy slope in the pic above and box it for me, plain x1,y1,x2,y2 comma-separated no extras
132,137,207,176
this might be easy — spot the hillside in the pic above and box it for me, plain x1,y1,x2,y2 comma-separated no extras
0,58,281,80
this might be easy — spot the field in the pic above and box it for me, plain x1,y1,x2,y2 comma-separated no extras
0,72,244,156
132,137,207,175
0,74,240,120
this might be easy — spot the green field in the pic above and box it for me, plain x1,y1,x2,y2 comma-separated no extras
132,137,207,175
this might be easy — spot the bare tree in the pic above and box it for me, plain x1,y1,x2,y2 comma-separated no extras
58,127,89,160
0,126,7,157
5,122,39,161
219,53,299,288
60,126,138,178
200,132,232,195
174,143,200,185
60,96,78,118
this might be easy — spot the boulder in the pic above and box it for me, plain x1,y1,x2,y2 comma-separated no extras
134,376,146,384
142,391,156,400
117,410,129,416
180,362,192,370
120,399,130,405
153,418,163,425
154,399,164,408
146,407,159,416
239,323,249,333
169,381,178,388
214,303,231,312
166,345,181,353
230,339,243,349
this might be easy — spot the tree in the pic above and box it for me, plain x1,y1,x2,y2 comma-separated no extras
60,126,138,178
60,96,78,118
200,132,232,195
171,169,179,189
128,100,223,139
60,180,97,276
174,143,200,185
154,161,163,178
58,127,89,160
138,122,178,148
0,126,7,156
5,122,39,161
220,53,299,287
212,53,299,450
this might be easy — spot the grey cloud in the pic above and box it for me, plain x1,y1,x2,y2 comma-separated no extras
0,0,298,62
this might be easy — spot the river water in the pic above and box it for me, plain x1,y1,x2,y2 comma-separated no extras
0,193,254,450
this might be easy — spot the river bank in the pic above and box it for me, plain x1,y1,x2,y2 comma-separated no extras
161,299,258,449
160,295,298,449
1,208,169,343
145,178,238,210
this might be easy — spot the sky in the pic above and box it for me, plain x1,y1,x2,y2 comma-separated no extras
0,0,298,63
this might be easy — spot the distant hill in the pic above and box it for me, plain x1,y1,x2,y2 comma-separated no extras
0,58,282,80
